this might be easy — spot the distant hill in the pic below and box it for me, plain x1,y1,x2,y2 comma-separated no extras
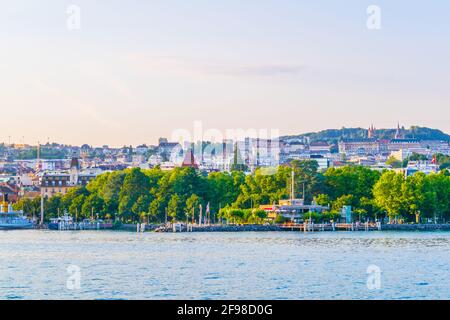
281,126,450,145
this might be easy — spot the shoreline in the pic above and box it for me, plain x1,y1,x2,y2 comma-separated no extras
116,223,450,233
6,223,450,233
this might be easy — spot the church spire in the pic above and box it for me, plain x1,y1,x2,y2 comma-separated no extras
368,124,375,139
181,146,198,169
395,122,403,139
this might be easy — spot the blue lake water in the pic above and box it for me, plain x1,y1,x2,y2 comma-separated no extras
1,230,449,300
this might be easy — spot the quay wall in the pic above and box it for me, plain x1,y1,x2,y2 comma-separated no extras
155,224,284,232
190,225,283,232
382,224,450,231
118,224,160,231
116,223,450,232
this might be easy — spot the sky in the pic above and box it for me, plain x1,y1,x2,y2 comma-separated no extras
1,0,449,147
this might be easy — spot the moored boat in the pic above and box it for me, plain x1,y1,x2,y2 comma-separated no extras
48,213,113,231
48,212,74,230
0,202,34,230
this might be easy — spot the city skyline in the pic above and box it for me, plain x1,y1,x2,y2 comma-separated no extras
2,1,450,146
1,123,449,148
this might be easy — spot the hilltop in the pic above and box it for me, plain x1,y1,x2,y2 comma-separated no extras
281,126,450,144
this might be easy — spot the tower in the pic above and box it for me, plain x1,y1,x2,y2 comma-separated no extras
35,142,42,173
395,122,403,139
368,124,375,139
181,147,198,169
231,142,246,172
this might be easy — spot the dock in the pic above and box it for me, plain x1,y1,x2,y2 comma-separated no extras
280,222,381,232
153,222,382,233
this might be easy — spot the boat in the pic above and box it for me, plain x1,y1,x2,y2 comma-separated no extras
48,212,74,230
48,213,113,231
0,202,34,230
79,218,112,230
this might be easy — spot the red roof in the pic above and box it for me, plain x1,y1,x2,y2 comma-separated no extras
181,150,198,169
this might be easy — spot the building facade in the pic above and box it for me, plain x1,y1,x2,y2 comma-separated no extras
39,158,97,198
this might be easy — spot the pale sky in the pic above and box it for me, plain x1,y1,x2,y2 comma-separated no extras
1,0,449,147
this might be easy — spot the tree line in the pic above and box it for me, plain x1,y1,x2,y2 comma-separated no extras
14,160,450,224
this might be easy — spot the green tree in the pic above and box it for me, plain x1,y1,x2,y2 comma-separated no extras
332,194,355,212
290,160,325,202
324,166,380,203
386,156,403,168
425,172,450,221
373,171,405,221
167,194,181,221
314,194,330,206
45,194,64,218
81,194,105,219
185,194,200,221
118,168,151,219
402,172,428,220
248,209,268,224
228,209,245,224
101,171,126,213
69,195,86,220
62,187,89,215
132,195,151,222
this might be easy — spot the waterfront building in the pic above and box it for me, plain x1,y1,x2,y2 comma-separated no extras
348,155,377,167
117,154,132,164
80,144,92,160
260,198,329,223
389,149,411,161
420,140,450,155
0,182,19,203
282,140,306,154
160,161,177,171
39,158,98,198
396,161,440,177
148,155,163,167
158,137,168,145
378,139,390,154
369,163,392,172
338,138,379,155
388,138,421,152
390,148,430,161
310,155,332,171
134,144,147,155
248,138,280,170
158,141,182,161
131,154,146,165
309,141,332,154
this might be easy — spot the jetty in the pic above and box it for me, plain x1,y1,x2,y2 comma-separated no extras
280,222,381,232
152,222,382,233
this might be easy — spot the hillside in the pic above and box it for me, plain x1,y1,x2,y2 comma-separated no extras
281,126,450,144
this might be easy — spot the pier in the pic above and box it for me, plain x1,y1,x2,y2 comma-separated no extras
152,222,382,233
279,222,381,232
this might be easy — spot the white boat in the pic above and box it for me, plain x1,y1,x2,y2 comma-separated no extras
0,203,34,230
48,212,74,230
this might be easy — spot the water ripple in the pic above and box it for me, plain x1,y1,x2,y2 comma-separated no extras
1,230,450,299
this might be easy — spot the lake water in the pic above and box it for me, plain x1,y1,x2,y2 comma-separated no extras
1,230,449,300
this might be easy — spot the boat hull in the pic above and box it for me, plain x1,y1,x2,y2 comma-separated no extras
48,223,60,230
0,223,34,230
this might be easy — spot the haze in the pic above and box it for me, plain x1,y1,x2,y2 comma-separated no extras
1,0,449,147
